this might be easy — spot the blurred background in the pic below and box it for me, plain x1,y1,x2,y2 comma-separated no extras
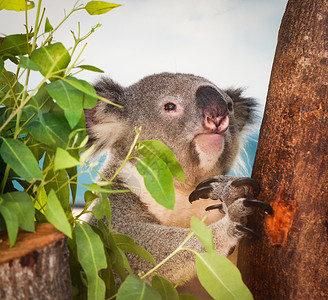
0,0,288,204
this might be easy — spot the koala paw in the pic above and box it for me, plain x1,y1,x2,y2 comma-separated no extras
189,176,273,236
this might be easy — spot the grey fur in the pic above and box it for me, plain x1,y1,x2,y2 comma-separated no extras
84,73,260,298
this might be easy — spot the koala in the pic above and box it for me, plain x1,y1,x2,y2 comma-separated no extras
84,73,272,298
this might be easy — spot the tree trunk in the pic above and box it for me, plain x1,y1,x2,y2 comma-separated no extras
0,223,72,300
237,0,328,299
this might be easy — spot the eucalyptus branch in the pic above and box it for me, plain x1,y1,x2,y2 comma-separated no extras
109,127,142,184
140,230,195,280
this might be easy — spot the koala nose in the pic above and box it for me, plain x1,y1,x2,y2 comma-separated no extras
204,114,229,133
196,86,230,133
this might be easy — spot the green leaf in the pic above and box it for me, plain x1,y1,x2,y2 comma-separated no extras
136,156,175,210
137,140,185,183
196,252,253,300
0,138,43,181
92,193,111,221
81,183,128,194
35,186,47,213
44,17,53,33
117,275,161,300
96,220,131,280
43,154,71,213
0,0,35,11
151,275,179,300
62,77,98,109
0,71,24,106
54,148,80,171
45,189,72,238
113,233,155,265
75,222,107,300
0,33,32,58
0,191,35,247
18,55,40,70
0,204,18,247
67,166,77,205
26,111,71,149
190,216,215,253
0,57,4,71
84,190,98,204
30,43,71,80
76,64,104,73
85,1,121,15
45,77,97,128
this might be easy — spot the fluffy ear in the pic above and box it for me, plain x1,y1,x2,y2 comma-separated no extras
224,88,258,132
85,77,130,155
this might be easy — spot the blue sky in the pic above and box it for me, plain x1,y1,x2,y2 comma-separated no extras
1,0,287,109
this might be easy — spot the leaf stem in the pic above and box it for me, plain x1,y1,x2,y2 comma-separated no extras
140,230,194,280
109,127,142,184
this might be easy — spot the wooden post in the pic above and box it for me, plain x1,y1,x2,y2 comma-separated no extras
237,0,328,299
0,223,72,300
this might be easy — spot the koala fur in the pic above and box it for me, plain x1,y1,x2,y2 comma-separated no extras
84,73,269,298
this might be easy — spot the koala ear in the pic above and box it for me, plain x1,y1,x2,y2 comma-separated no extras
85,77,129,155
224,88,258,131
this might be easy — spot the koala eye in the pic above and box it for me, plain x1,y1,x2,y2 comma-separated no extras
164,102,177,112
227,102,233,111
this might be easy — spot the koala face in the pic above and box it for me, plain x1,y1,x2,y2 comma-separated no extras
86,73,256,185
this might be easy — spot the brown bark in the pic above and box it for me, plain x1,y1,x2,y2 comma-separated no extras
0,223,72,300
237,0,328,299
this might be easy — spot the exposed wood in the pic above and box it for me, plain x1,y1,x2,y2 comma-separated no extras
0,223,72,300
237,0,328,299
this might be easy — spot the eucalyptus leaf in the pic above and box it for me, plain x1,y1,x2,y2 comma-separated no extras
0,33,33,58
26,111,71,149
113,233,155,265
0,138,44,181
30,42,71,80
45,77,97,128
0,57,4,71
0,204,18,247
136,156,175,210
137,140,185,183
18,55,40,70
81,183,128,194
62,77,98,109
0,191,35,246
85,1,121,15
0,71,24,106
67,166,77,205
45,189,72,238
44,17,53,33
43,154,71,213
196,252,253,300
54,148,80,171
117,275,161,300
152,275,179,300
0,0,35,11
75,222,107,300
190,216,215,253
92,193,111,221
76,64,104,73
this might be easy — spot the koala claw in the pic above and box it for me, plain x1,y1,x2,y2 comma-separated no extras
235,224,259,238
243,198,273,215
195,178,220,190
189,186,213,203
231,177,260,197
205,203,225,214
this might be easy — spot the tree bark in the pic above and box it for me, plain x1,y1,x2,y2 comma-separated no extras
0,223,72,300
237,0,328,299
